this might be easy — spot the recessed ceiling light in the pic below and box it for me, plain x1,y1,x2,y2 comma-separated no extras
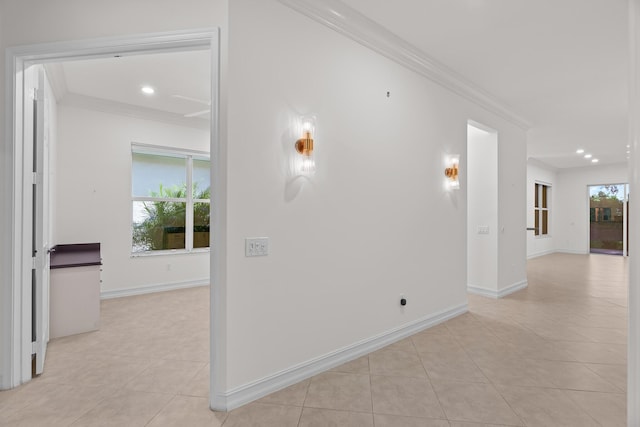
592,159,599,163
141,86,155,95
576,149,584,154
627,145,631,148
584,154,592,159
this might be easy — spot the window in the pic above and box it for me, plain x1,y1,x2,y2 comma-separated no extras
131,144,210,254
534,183,550,236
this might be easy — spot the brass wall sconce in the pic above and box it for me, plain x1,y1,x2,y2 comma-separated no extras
295,116,316,175
445,155,460,189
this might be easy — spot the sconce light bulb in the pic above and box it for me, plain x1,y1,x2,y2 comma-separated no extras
444,154,460,190
294,115,317,176
295,134,314,156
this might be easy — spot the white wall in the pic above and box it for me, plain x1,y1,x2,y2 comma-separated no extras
225,0,527,391
0,0,225,389
527,159,557,258
56,106,210,294
467,125,498,293
556,163,628,254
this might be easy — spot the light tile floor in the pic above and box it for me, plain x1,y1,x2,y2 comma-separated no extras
0,253,627,426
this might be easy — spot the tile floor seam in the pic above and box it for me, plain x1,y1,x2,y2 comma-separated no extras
445,325,493,386
559,388,607,427
143,394,178,427
367,365,374,421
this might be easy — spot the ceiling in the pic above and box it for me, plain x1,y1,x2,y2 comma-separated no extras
48,1,629,169
341,0,629,169
47,49,211,128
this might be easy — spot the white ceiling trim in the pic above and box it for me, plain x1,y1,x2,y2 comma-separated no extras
276,0,532,130
60,92,209,130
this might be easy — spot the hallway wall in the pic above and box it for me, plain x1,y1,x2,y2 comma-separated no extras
226,0,527,392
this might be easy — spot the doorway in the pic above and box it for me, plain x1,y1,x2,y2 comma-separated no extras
589,184,628,256
3,30,224,410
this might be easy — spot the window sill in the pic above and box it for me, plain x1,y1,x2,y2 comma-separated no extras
131,248,210,258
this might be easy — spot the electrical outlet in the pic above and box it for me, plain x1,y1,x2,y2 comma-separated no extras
400,293,407,307
245,237,269,257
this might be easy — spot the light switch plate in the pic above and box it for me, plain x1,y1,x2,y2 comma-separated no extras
478,226,490,235
245,237,269,257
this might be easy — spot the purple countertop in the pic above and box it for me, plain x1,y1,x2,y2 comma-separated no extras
50,243,102,269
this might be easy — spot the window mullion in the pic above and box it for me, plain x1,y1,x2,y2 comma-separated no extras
186,156,194,251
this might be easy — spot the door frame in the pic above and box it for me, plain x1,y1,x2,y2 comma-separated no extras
2,28,227,409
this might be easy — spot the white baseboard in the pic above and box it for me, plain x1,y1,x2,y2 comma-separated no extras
468,280,528,299
100,279,208,300
527,249,556,259
556,249,588,255
222,302,468,411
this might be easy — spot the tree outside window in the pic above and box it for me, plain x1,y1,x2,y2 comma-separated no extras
131,146,210,254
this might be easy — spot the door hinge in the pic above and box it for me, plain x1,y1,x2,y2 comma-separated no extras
32,256,37,269
31,88,37,101
31,341,37,355
32,172,37,184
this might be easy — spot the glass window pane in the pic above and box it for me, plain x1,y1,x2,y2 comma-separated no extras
542,185,548,208
535,184,539,208
542,210,548,235
132,201,186,252
534,209,540,236
132,152,186,197
193,202,210,249
193,159,211,199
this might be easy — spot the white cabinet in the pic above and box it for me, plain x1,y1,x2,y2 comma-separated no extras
49,243,101,339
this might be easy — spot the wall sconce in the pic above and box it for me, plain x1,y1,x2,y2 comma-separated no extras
294,116,316,175
444,155,460,189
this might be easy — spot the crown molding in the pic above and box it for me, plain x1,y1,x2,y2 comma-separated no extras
276,0,532,130
60,92,209,130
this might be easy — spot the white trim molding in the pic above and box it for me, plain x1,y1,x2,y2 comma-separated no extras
556,249,589,255
276,0,531,130
628,1,640,424
221,303,468,411
468,280,528,299
527,249,556,260
100,279,209,300
61,93,209,130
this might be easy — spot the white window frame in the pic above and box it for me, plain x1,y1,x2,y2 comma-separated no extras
131,143,210,256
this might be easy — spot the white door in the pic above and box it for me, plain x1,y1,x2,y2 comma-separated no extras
32,66,51,375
